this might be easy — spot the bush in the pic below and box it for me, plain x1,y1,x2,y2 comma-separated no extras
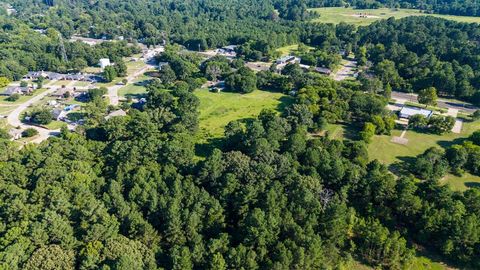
360,122,376,143
6,93,20,102
0,128,10,139
22,128,39,138
88,87,108,100
30,108,53,125
428,115,455,134
225,67,257,94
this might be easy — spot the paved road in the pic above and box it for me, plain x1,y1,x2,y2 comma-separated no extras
106,63,155,105
6,80,76,143
391,91,478,114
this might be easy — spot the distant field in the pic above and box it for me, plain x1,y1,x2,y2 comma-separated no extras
310,7,480,26
275,44,314,56
195,89,292,138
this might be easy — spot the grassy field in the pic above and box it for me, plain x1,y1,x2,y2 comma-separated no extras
366,120,480,190
43,120,67,130
118,75,150,98
0,106,15,115
275,44,314,56
195,89,292,139
440,172,480,191
73,81,92,87
310,7,480,26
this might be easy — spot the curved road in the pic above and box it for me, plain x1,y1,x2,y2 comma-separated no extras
6,53,157,144
6,81,75,144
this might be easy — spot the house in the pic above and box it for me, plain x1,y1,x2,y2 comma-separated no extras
51,88,73,98
222,45,237,53
99,58,111,69
52,108,67,121
217,45,237,58
105,109,127,120
1,86,32,96
24,71,49,80
399,106,433,119
314,67,332,75
276,55,300,65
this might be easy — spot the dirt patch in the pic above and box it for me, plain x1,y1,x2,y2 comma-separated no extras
391,136,408,145
348,14,380,18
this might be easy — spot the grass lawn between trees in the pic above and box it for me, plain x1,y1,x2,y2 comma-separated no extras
195,89,293,138
310,7,480,26
194,89,293,157
322,119,480,192
367,120,480,191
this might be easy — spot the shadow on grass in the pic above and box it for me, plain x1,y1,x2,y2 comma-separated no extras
437,137,467,149
343,123,361,140
195,137,225,158
144,71,160,78
276,96,295,112
124,93,148,100
387,161,411,177
465,182,480,189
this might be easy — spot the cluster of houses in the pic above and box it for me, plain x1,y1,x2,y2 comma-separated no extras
23,71,100,82
1,86,34,96
274,55,332,75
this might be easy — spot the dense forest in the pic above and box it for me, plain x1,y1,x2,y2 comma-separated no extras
357,16,480,103
0,15,140,80
1,67,480,268
1,0,480,269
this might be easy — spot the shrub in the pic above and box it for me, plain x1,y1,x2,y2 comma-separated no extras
22,128,39,138
6,93,20,102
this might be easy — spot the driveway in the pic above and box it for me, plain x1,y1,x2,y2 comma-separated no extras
333,60,357,81
106,63,154,105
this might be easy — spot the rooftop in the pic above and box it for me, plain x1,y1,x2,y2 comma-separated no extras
399,106,433,118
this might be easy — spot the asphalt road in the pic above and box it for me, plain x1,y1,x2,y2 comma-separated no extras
6,80,76,144
391,91,478,114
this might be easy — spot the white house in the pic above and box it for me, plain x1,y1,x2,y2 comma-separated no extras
99,58,111,69
399,106,433,119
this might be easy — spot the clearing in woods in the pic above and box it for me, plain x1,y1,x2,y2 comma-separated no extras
310,7,480,26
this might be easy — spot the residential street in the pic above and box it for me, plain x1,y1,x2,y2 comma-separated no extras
106,64,154,105
391,91,478,113
6,80,76,143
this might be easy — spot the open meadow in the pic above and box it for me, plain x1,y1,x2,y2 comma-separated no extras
367,120,480,190
310,7,480,26
195,89,292,139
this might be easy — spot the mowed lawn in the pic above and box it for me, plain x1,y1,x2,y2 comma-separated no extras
275,44,314,56
368,120,480,191
195,89,292,139
310,7,480,26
